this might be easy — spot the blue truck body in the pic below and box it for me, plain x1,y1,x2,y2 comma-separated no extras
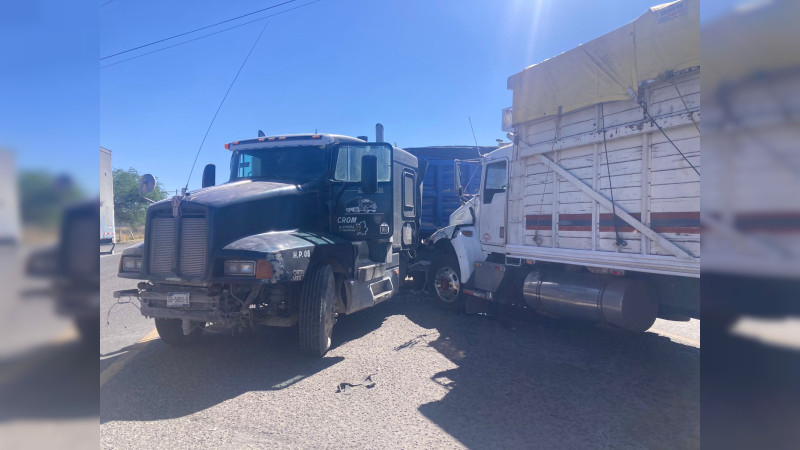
405,146,495,239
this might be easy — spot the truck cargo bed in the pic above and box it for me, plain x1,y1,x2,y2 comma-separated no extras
504,69,700,277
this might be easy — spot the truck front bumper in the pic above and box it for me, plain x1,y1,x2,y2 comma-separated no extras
114,286,224,323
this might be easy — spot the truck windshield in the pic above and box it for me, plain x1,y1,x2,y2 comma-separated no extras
333,144,392,182
230,146,329,183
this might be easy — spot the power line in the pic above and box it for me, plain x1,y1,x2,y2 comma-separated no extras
100,0,322,69
101,0,298,60
100,0,117,7
184,20,271,192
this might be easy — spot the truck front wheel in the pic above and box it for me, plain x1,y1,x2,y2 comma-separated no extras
154,318,204,346
299,264,336,356
429,254,465,311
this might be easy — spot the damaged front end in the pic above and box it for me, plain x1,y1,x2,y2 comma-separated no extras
114,228,354,334
115,280,304,332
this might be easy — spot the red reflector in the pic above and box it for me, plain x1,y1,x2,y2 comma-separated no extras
461,230,473,237
610,270,624,276
311,135,321,139
258,138,265,142
256,260,273,279
233,141,239,144
224,143,230,149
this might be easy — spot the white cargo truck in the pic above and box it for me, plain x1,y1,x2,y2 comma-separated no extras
420,0,700,331
0,149,21,243
100,146,115,253
701,0,800,323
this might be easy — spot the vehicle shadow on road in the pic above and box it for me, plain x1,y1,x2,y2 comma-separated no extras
0,340,98,422
397,291,701,449
99,310,388,424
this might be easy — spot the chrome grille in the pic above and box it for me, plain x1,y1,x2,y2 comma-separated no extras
148,217,174,274
179,217,207,277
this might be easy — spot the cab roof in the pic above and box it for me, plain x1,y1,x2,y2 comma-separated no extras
225,133,416,167
226,134,368,151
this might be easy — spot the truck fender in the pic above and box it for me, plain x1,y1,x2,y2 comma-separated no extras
430,225,481,282
216,230,355,283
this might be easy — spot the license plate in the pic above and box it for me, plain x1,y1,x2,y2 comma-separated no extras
167,292,190,307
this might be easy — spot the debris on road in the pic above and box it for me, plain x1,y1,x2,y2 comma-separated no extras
336,373,377,394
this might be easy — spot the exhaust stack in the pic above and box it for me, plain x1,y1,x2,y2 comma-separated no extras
376,123,384,143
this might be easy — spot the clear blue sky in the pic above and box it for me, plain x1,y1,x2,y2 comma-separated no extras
2,0,733,195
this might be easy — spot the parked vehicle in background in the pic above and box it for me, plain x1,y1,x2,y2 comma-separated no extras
701,0,800,324
416,0,700,332
0,149,21,243
115,126,423,356
405,146,493,239
27,200,100,346
100,146,115,253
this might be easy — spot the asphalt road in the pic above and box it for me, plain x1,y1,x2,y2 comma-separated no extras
100,245,699,449
0,244,98,449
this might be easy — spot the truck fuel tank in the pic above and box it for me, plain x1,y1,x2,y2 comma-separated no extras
523,271,658,332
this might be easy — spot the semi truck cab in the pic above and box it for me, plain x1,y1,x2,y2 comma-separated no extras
115,132,422,356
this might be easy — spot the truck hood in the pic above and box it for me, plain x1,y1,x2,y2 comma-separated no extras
449,197,476,227
182,180,307,208
146,179,328,251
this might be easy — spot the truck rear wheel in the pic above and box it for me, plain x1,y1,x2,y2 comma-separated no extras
154,318,204,346
299,264,336,356
429,254,465,311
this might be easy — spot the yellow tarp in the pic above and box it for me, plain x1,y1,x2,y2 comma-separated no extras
701,0,800,94
508,0,699,125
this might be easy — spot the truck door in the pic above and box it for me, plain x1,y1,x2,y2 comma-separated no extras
331,143,393,241
478,159,508,247
400,167,417,249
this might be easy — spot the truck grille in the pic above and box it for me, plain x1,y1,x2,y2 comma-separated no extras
148,213,208,277
148,217,174,274
178,217,208,276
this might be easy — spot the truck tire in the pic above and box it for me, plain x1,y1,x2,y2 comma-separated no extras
154,318,204,346
299,264,336,357
429,254,465,311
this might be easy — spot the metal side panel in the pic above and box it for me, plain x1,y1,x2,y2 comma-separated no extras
345,267,399,314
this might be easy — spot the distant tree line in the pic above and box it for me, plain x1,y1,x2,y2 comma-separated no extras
17,168,167,231
18,171,85,229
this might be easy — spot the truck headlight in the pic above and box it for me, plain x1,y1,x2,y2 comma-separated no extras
121,256,142,272
224,260,255,276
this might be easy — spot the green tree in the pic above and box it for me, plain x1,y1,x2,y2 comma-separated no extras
19,171,86,228
113,168,167,229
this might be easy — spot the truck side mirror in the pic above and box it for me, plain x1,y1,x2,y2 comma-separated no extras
139,174,155,196
202,164,216,188
361,155,378,194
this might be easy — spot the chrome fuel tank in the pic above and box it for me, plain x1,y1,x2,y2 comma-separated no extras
523,271,658,332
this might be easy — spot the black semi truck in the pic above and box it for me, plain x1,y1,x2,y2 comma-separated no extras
115,131,422,356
